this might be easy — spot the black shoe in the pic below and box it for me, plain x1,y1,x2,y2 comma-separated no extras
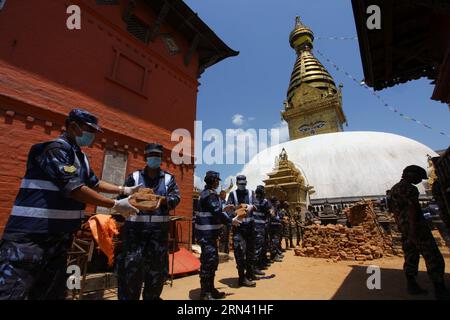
406,278,428,295
211,288,226,299
434,282,450,300
238,278,256,287
272,256,283,262
254,269,266,276
200,292,216,300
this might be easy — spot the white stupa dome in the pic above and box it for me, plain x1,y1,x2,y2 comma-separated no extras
241,131,437,201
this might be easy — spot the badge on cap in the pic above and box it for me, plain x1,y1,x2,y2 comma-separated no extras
63,165,77,173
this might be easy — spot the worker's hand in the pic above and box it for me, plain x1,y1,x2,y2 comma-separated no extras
232,216,241,227
112,197,139,217
123,183,143,196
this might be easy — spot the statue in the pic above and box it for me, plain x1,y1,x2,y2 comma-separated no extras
279,148,288,161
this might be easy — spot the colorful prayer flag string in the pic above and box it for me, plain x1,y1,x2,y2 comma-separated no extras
315,36,358,40
316,49,450,139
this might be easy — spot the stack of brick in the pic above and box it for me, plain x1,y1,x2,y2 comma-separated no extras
295,202,396,261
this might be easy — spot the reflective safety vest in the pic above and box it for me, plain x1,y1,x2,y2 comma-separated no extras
5,138,88,234
231,190,254,225
195,189,225,239
126,170,172,224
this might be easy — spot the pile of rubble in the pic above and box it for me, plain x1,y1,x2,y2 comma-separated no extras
295,202,398,261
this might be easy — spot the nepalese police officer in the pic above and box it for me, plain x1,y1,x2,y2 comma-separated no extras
227,175,257,287
0,109,139,300
269,197,283,262
195,171,233,300
117,143,180,300
252,185,271,274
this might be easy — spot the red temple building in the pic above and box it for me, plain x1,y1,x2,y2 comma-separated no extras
0,0,238,243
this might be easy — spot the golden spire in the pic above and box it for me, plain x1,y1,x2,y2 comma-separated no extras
287,16,337,102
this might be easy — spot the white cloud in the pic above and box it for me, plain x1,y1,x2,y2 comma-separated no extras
232,114,245,127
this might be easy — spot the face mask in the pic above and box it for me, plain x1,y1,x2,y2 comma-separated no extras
75,131,95,147
237,184,246,191
146,156,162,169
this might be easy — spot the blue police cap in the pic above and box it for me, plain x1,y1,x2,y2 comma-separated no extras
205,171,221,181
236,175,247,184
145,143,163,155
255,185,265,194
68,109,103,132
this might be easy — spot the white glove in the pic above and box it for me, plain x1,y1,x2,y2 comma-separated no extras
232,216,241,227
123,184,143,196
112,197,139,217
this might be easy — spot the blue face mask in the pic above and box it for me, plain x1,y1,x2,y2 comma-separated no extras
147,156,162,169
75,131,95,147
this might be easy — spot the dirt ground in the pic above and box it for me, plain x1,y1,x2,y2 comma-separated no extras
91,231,450,300
156,246,450,300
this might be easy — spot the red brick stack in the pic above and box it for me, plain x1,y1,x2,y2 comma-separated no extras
295,202,396,261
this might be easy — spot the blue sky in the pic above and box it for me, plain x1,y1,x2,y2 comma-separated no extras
185,0,450,189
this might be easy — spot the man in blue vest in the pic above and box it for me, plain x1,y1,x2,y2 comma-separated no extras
196,171,233,300
227,175,257,287
0,109,140,300
253,185,271,274
116,143,180,300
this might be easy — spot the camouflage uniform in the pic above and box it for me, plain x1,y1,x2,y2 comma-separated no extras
390,179,445,284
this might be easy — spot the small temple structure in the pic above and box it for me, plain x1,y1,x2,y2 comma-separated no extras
263,148,314,212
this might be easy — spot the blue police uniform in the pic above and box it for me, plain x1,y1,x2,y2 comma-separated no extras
269,206,283,259
116,167,180,300
0,133,99,300
219,199,232,254
252,197,271,269
195,184,230,298
227,189,256,280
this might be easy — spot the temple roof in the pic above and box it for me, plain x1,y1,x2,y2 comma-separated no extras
144,0,239,75
351,0,450,103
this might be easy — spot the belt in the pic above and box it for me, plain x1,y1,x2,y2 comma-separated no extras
127,215,170,223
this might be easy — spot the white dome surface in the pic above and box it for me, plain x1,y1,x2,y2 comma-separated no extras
241,131,437,200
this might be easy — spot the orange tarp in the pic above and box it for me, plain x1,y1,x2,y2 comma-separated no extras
87,214,119,266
